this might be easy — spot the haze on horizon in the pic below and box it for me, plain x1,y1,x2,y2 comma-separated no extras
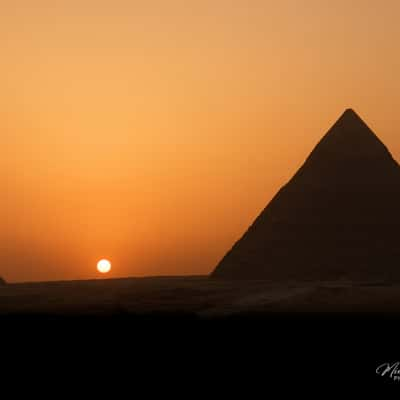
2,0,400,282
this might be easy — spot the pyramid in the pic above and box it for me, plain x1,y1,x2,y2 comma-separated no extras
212,109,400,281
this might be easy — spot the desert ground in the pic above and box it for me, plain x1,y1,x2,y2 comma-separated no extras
1,275,400,318
3,275,397,387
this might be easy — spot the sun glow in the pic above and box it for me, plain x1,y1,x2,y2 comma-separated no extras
97,259,111,274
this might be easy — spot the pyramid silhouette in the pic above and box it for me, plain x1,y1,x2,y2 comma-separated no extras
212,109,400,281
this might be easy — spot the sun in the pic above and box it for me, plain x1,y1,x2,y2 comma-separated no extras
97,259,111,274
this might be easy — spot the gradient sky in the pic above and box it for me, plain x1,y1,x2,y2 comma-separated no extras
2,1,400,282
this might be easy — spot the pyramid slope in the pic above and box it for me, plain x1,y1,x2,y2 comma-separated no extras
212,110,400,281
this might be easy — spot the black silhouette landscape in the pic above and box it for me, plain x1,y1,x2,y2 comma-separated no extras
5,5,400,387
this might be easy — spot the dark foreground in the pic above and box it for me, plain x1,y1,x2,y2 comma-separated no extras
1,276,399,388
3,275,400,315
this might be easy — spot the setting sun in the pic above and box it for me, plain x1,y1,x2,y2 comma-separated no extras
97,259,111,274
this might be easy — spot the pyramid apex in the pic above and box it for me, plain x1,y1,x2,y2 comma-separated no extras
305,107,389,162
340,108,362,120
332,108,369,130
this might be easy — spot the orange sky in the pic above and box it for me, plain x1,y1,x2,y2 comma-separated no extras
2,1,400,282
